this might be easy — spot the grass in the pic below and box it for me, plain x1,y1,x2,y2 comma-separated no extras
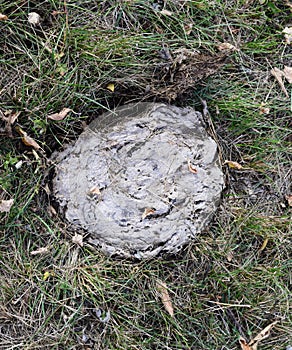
0,0,291,349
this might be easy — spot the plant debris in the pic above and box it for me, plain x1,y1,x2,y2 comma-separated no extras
156,279,174,317
0,198,14,213
0,110,20,137
0,13,8,21
28,12,41,26
47,108,73,121
224,160,243,169
239,321,278,350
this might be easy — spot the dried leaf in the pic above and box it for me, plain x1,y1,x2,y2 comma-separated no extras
0,110,20,137
156,279,174,317
184,22,193,35
0,198,14,213
28,12,41,25
160,9,173,16
259,103,270,115
187,159,198,174
47,108,73,121
285,195,292,207
218,42,237,52
106,83,115,92
226,251,233,262
72,233,83,247
224,160,243,170
259,237,269,252
271,67,289,98
15,126,41,150
0,13,8,21
283,26,292,44
239,337,253,350
88,186,101,196
31,247,49,256
283,66,292,83
249,321,278,349
48,205,57,217
142,207,156,220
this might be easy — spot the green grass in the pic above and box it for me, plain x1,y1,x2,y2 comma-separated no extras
1,0,291,349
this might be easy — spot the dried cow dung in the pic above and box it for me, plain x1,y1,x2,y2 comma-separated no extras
52,103,224,258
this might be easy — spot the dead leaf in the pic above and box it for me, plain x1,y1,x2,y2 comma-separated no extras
48,205,57,217
226,251,233,262
0,13,8,21
249,321,278,349
72,233,83,247
156,279,174,317
0,110,20,137
283,66,292,83
0,198,14,213
259,103,270,115
285,0,292,11
142,207,156,220
184,22,193,35
224,160,243,170
270,67,289,98
218,42,237,52
106,83,115,92
259,237,269,251
160,9,173,16
285,195,292,207
283,26,292,44
31,247,49,255
28,12,40,25
89,186,101,196
15,126,41,150
239,337,252,350
47,108,73,121
187,159,198,174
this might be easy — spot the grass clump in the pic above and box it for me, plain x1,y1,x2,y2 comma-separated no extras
1,1,291,349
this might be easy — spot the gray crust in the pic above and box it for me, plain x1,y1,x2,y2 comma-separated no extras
52,103,224,258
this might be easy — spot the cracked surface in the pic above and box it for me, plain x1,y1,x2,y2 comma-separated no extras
52,103,224,258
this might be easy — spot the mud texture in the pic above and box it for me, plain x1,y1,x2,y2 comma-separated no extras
52,103,224,258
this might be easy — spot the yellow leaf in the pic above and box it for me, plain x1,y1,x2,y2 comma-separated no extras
156,279,174,317
224,160,243,170
106,83,115,92
0,13,8,21
43,270,55,281
259,237,269,252
47,107,73,121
